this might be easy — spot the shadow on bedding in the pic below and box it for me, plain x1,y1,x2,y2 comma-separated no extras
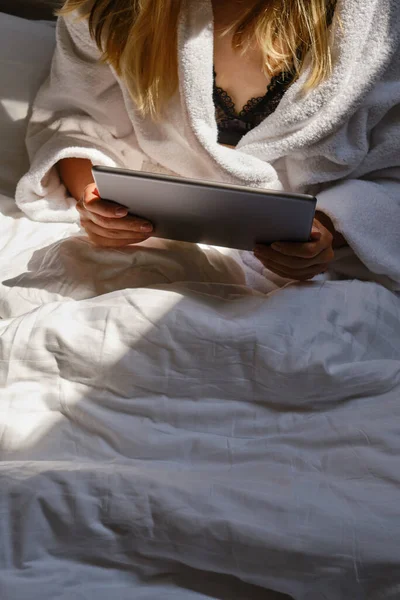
1,235,248,312
1,240,400,599
0,461,294,598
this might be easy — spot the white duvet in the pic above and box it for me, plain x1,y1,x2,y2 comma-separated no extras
1,190,400,600
1,10,400,600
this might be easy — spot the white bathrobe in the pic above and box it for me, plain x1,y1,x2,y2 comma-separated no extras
15,0,400,289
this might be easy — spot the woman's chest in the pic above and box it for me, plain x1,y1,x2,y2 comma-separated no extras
212,8,271,113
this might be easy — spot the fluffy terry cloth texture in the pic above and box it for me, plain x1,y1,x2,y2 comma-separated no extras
15,0,400,290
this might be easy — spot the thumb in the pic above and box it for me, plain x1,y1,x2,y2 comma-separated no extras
81,182,98,206
310,223,322,242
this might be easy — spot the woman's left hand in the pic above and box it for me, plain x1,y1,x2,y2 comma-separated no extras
253,218,335,281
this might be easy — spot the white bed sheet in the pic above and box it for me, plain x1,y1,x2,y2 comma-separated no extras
1,189,400,600
1,11,400,600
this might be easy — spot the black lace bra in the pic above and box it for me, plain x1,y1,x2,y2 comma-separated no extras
214,0,337,147
213,70,293,147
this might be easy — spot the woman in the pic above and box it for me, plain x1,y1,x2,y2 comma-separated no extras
16,0,400,287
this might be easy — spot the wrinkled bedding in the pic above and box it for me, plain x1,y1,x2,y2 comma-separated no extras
1,191,400,600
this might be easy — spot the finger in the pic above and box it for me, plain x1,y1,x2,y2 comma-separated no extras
268,258,328,277
266,219,333,259
81,208,153,233
263,264,325,281
83,196,129,219
271,268,320,281
86,233,132,248
258,257,327,280
77,196,153,232
76,202,153,233
310,224,322,242
264,238,329,259
81,219,150,242
254,245,334,269
84,229,146,248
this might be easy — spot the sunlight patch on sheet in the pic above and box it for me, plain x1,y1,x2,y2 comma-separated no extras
0,412,66,455
0,98,29,121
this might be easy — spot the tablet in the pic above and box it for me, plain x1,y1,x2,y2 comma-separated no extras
92,166,316,251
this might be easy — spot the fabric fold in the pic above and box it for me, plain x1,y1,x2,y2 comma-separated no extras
15,15,143,223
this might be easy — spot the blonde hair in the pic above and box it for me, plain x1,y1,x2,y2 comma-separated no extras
58,0,335,121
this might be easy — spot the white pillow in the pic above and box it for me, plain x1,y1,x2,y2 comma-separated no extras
0,13,56,198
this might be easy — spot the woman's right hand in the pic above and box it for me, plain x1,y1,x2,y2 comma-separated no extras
76,183,154,248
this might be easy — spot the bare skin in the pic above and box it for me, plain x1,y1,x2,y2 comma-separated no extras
58,159,153,248
213,0,271,115
58,0,346,278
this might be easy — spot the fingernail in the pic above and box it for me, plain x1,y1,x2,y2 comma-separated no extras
140,223,153,232
115,208,128,217
93,187,100,197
